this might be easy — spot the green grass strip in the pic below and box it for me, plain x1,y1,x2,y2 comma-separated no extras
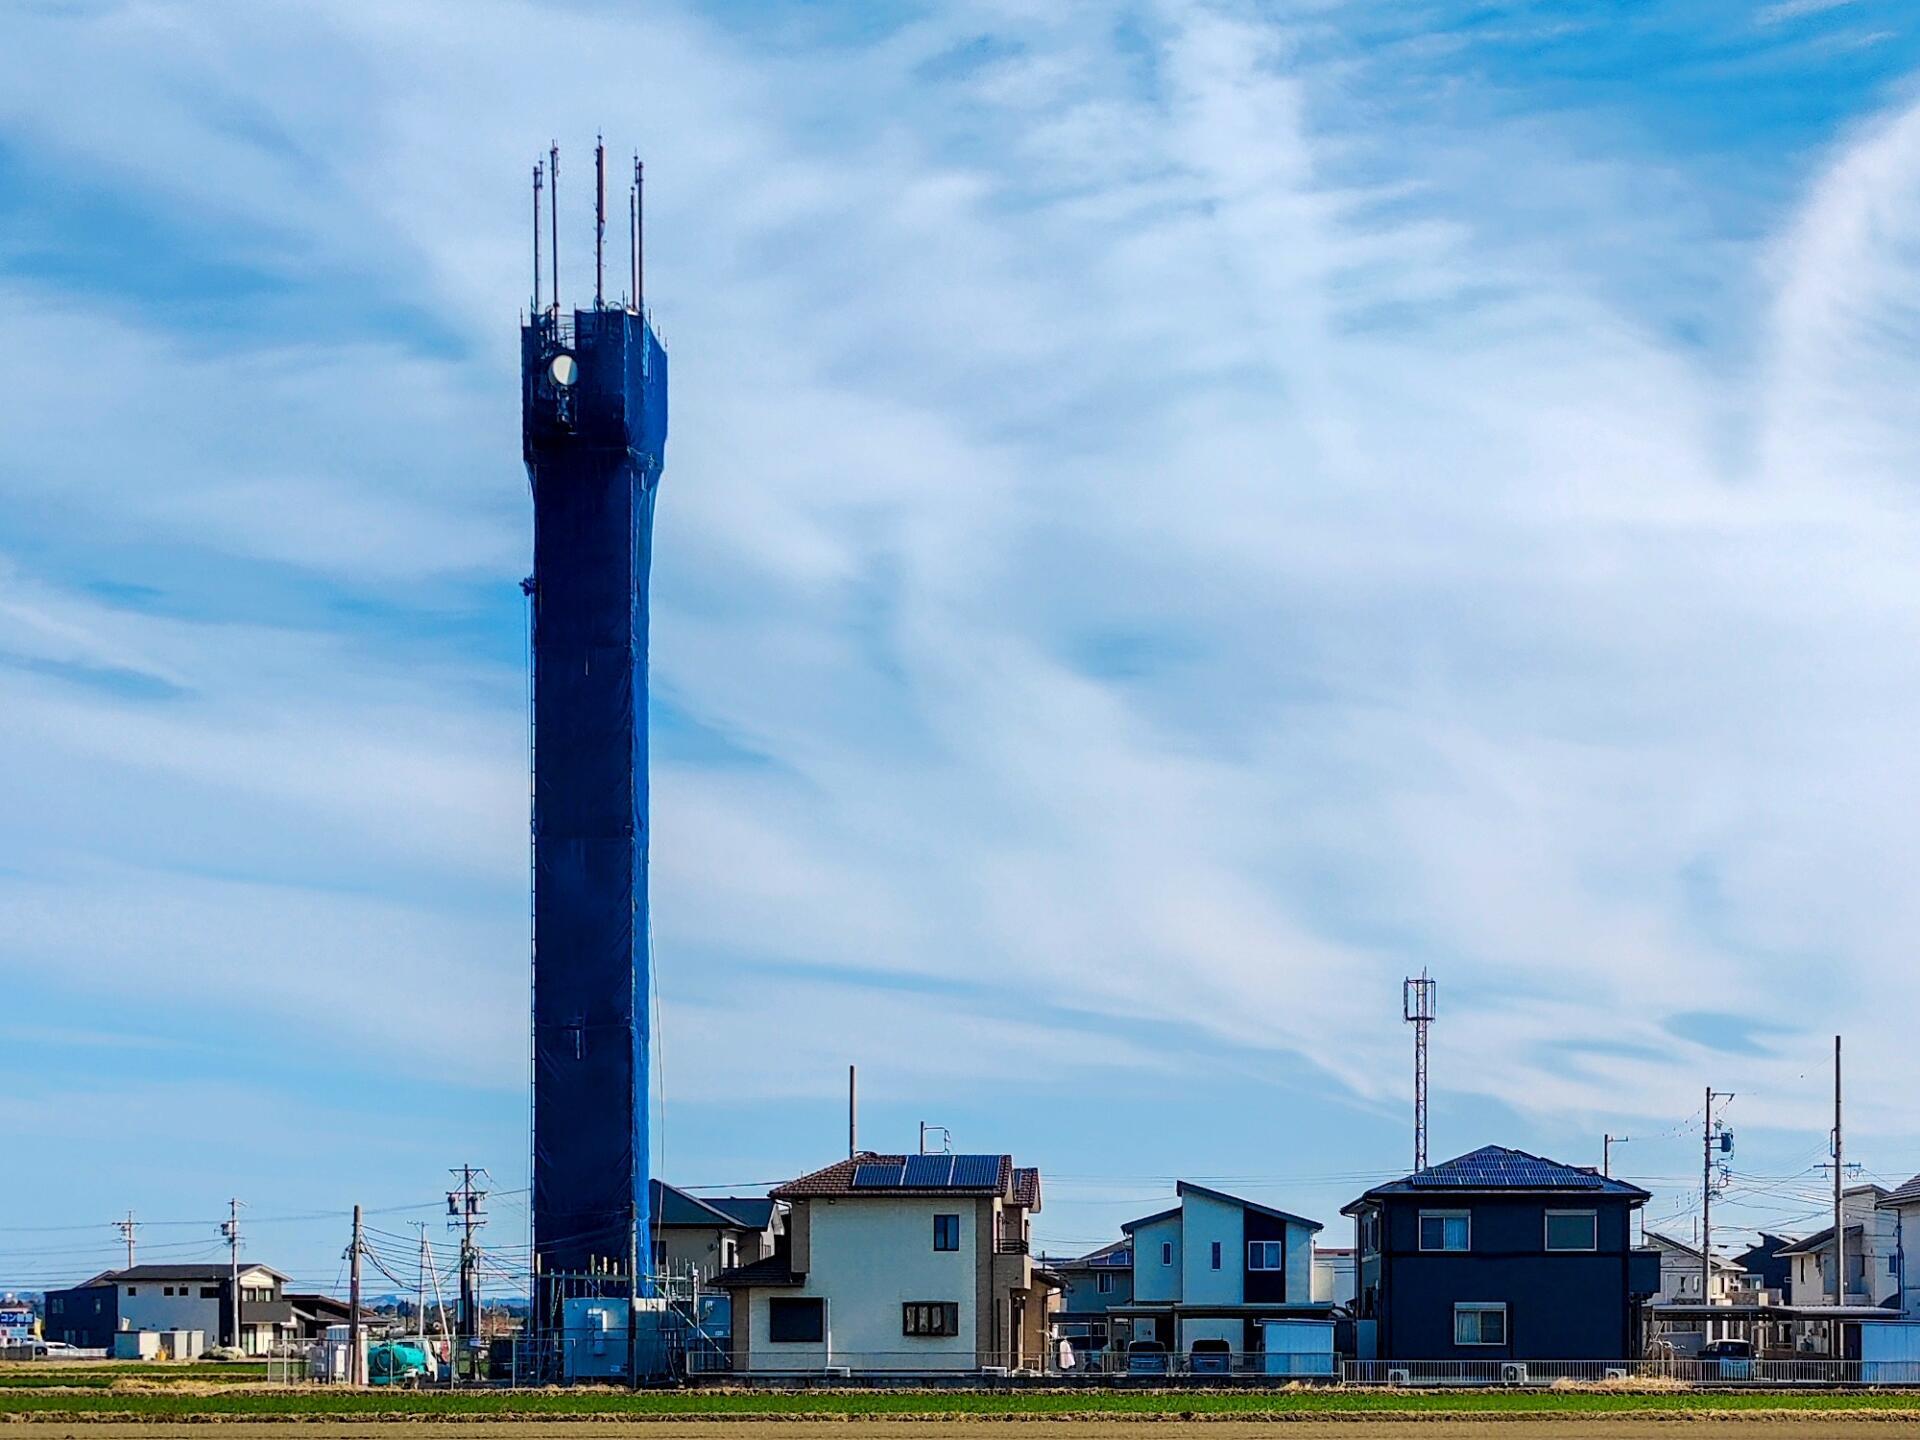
4,1389,1920,1419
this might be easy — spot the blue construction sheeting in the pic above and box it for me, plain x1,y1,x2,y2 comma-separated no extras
522,305,668,1313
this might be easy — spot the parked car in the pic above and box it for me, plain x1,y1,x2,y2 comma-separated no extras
1189,1338,1232,1375
1125,1339,1169,1375
1699,1339,1754,1380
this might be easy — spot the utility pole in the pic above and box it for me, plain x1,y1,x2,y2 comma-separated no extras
113,1210,138,1270
415,1224,429,1361
1404,972,1437,1172
1832,1035,1845,1357
348,1205,364,1386
447,1165,490,1354
1702,1089,1733,1335
221,1199,244,1351
1604,1134,1629,1179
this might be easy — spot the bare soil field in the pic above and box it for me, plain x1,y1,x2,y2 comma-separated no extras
12,1421,1920,1440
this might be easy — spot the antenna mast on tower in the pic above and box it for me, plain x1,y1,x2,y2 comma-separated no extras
1404,971,1437,1172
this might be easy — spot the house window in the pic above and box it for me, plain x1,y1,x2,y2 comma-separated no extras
126,1287,138,1296
1359,1212,1380,1254
1161,1241,1173,1266
200,1287,220,1299
1545,1211,1597,1252
902,1302,960,1337
1211,1241,1222,1270
933,1214,960,1251
1419,1211,1470,1252
768,1297,825,1343
1248,1241,1284,1270
1454,1303,1508,1346
49,1298,62,1316
1097,1272,1115,1295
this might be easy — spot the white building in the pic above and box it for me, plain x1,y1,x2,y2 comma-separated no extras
1644,1231,1742,1306
717,1152,1056,1374
44,1264,293,1356
1883,1174,1920,1318
1110,1181,1330,1366
1779,1185,1898,1309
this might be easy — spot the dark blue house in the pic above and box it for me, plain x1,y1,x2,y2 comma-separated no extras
1342,1146,1659,1363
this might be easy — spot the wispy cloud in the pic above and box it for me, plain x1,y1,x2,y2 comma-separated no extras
6,0,1920,1272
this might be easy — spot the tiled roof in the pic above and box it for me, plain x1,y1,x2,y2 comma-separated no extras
1882,1173,1920,1207
1343,1145,1650,1212
1776,1223,1865,1257
1051,1238,1132,1269
95,1263,289,1283
771,1153,1017,1199
704,1196,780,1230
1014,1167,1042,1210
710,1255,803,1289
651,1180,780,1231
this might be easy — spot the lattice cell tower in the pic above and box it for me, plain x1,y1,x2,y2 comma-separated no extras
1404,971,1437,1172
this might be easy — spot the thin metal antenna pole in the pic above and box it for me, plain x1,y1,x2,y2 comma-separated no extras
594,134,605,309
532,162,544,314
849,1064,858,1159
1404,971,1436,1172
549,142,560,317
635,158,644,316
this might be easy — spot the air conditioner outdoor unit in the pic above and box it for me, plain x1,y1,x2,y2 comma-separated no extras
979,1366,1011,1377
822,1366,851,1379
1386,1368,1412,1386
1604,1367,1628,1381
1500,1363,1529,1385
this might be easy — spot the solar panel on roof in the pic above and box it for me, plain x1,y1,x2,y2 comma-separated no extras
1408,1153,1604,1189
950,1154,1002,1188
852,1161,906,1189
903,1154,956,1187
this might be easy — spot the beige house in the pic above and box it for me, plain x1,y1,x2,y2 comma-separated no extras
650,1180,784,1282
716,1152,1058,1374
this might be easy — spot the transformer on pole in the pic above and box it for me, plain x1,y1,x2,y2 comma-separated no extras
1404,972,1436,1172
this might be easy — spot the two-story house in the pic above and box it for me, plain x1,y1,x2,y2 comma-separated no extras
715,1152,1057,1374
42,1264,295,1355
1046,1239,1132,1359
1343,1146,1659,1365
651,1180,785,1282
1778,1185,1897,1309
1882,1173,1920,1318
1644,1232,1741,1305
1110,1181,1330,1368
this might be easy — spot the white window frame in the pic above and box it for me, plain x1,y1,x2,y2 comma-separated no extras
1419,1210,1470,1252
1544,1209,1598,1252
1454,1302,1508,1346
1247,1240,1284,1271
1096,1271,1115,1295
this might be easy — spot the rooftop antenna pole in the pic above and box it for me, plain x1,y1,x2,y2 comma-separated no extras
634,158,645,317
848,1064,858,1159
1404,971,1437,1172
594,134,605,310
548,141,560,317
532,161,544,315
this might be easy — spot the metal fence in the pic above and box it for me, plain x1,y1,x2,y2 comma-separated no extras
1341,1357,1920,1386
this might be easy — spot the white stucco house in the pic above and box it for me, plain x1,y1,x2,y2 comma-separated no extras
1779,1185,1898,1309
715,1152,1057,1374
1882,1174,1920,1318
43,1264,293,1356
1644,1231,1742,1306
1109,1181,1331,1366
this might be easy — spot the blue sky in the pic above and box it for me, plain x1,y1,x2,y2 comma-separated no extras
6,0,1920,1297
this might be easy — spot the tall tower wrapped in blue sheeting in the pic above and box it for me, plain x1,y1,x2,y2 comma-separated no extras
522,288,667,1326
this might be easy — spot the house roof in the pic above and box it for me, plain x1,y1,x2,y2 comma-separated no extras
1643,1231,1741,1269
770,1153,1028,1203
1051,1238,1133,1270
285,1293,351,1320
89,1264,288,1284
1121,1206,1181,1234
1776,1223,1867,1258
1014,1167,1041,1210
1342,1146,1650,1214
709,1255,804,1289
1176,1181,1323,1233
651,1179,779,1230
1882,1174,1920,1207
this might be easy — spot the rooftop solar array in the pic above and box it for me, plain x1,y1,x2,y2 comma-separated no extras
851,1161,905,1189
950,1154,1003,1188
903,1153,957,1187
1407,1148,1605,1190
